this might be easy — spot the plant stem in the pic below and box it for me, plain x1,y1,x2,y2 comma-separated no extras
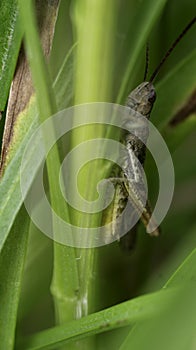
70,0,119,321
18,0,79,329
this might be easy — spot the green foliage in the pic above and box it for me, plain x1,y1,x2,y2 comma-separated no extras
0,0,195,349
17,249,196,349
0,0,22,110
0,206,29,350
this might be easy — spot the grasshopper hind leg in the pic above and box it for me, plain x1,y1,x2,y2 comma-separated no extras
119,225,137,252
102,176,138,251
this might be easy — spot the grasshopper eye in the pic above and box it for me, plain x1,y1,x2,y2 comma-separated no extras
148,90,156,103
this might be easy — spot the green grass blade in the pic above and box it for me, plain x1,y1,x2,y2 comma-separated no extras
163,114,196,152
119,249,196,350
140,222,196,293
117,0,168,103
17,289,174,350
0,38,76,253
18,0,57,118
18,224,53,322
18,0,79,328
164,248,196,287
151,49,196,128
1,1,195,348
53,43,76,110
0,102,38,251
0,205,29,350
18,249,196,349
0,0,22,110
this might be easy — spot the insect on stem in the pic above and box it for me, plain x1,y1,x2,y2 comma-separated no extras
105,16,196,252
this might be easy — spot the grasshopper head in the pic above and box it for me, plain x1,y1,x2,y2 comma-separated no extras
126,82,156,118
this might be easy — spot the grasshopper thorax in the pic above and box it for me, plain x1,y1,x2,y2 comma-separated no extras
126,82,156,119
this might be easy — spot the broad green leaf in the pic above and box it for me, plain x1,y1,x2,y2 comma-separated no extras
0,0,22,110
0,205,29,350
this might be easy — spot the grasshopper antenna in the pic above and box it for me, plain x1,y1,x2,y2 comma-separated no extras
143,42,149,81
149,16,196,83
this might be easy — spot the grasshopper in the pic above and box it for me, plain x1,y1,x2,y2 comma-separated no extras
105,17,196,251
